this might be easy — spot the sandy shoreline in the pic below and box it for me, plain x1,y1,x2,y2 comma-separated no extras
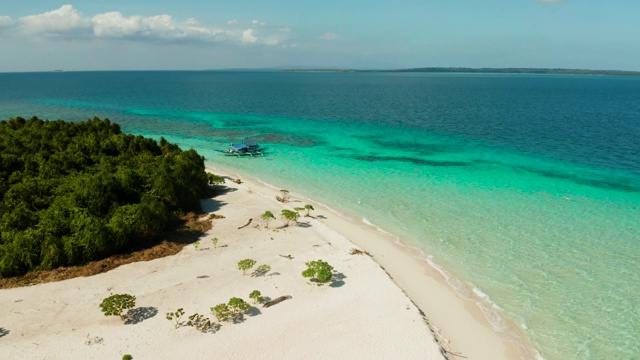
208,165,538,360
0,164,534,360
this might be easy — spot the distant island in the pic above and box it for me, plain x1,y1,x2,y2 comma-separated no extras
282,67,640,77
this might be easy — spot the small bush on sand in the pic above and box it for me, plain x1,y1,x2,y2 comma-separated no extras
280,209,300,226
99,294,136,321
206,173,225,185
166,308,185,329
302,260,334,284
251,264,271,277
303,204,314,217
228,297,251,319
261,211,276,228
213,298,251,322
237,259,257,275
249,290,265,304
211,237,219,248
212,303,232,322
276,189,290,203
186,313,216,332
123,355,133,360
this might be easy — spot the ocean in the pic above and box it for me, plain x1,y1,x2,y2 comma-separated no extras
1,71,638,359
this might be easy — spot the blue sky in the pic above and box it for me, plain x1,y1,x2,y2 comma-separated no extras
1,1,638,71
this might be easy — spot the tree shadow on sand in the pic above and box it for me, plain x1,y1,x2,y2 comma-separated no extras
125,306,158,325
201,198,228,213
0,328,9,338
246,307,262,317
330,272,347,288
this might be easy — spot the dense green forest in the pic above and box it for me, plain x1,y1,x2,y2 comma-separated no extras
0,117,210,278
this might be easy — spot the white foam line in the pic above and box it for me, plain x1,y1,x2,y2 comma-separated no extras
207,162,544,359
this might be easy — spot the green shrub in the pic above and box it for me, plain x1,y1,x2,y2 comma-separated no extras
304,204,315,216
276,189,290,203
237,259,257,275
249,290,265,304
280,209,300,226
211,237,219,248
212,303,232,322
261,211,276,228
122,355,133,360
206,173,225,185
302,260,334,284
186,313,216,332
166,308,185,329
228,297,251,318
99,294,136,321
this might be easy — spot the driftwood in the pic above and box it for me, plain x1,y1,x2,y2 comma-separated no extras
263,295,292,308
237,219,253,229
279,254,293,259
349,248,372,256
233,179,242,184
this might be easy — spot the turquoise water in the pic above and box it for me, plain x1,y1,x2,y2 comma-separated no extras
1,72,639,359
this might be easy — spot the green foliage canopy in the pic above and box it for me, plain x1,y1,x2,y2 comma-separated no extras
0,117,210,277
99,293,136,320
302,259,334,284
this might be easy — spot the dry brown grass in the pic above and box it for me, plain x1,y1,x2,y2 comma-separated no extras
0,212,213,289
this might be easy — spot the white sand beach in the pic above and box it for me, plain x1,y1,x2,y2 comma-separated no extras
0,166,528,360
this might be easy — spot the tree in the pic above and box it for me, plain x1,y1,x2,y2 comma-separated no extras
212,303,231,322
237,259,257,275
280,209,300,226
249,290,265,304
261,211,276,228
228,297,251,319
302,260,334,284
276,189,290,203
303,204,315,217
211,237,219,248
206,172,225,185
99,294,136,321
0,117,211,278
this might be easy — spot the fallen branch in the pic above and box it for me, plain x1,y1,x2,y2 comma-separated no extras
237,219,253,229
263,295,292,308
279,254,293,260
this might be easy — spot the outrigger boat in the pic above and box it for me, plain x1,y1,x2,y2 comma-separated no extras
221,141,266,157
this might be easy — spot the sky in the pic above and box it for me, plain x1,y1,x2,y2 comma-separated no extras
0,1,639,72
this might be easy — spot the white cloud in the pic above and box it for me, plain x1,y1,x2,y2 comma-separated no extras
0,5,291,47
0,16,15,29
241,28,257,43
18,4,91,35
92,12,145,38
318,32,339,41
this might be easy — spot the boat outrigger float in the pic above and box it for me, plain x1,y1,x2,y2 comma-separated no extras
221,141,266,157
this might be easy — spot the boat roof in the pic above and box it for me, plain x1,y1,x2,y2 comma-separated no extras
244,141,258,146
231,143,247,149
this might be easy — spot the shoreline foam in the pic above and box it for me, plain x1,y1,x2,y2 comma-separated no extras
213,164,542,360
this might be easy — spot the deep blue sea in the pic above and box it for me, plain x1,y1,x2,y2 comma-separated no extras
1,71,639,360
